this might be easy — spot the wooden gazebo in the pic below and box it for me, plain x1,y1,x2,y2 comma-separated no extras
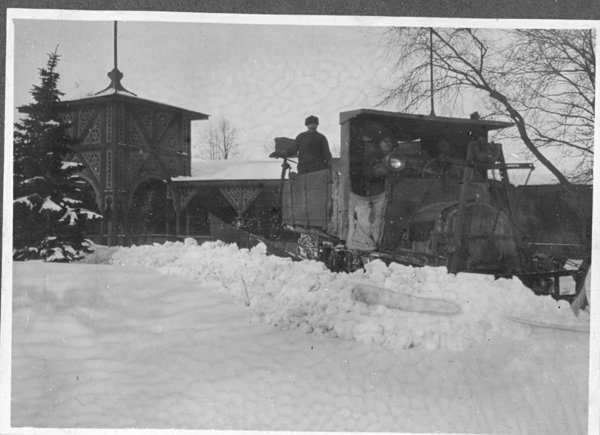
49,22,209,245
55,91,208,244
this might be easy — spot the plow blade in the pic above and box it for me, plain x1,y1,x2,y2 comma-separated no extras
208,212,300,261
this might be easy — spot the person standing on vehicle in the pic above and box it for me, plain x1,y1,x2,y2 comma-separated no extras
270,115,332,175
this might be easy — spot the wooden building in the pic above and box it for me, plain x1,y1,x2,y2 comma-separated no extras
55,90,208,245
47,23,210,245
170,159,297,242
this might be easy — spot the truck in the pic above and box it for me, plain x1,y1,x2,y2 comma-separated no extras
212,108,590,303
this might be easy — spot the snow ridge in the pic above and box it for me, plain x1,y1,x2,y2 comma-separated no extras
106,239,585,351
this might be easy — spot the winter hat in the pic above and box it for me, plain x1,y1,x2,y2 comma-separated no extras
305,115,319,125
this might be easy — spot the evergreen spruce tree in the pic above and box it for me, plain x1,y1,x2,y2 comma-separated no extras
13,48,101,262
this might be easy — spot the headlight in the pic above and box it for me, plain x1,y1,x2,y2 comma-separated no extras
384,151,406,172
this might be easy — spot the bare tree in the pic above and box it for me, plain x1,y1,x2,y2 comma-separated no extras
381,27,595,187
197,116,240,160
501,29,594,184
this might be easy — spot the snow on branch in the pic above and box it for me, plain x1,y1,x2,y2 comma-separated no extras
61,161,82,170
14,196,35,209
40,198,62,212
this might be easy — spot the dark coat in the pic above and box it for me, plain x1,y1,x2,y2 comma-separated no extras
287,130,332,175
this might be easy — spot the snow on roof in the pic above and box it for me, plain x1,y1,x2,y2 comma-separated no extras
172,159,296,182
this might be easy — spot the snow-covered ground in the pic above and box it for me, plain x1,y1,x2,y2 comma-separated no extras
7,240,596,433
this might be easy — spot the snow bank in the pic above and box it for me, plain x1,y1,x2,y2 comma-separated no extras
104,239,586,351
12,260,590,432
78,243,121,265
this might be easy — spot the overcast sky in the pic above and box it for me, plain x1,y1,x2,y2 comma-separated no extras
11,17,397,158
8,10,597,184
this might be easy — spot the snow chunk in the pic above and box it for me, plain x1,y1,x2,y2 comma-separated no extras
251,242,267,255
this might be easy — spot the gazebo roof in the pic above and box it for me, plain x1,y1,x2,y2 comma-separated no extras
55,91,209,120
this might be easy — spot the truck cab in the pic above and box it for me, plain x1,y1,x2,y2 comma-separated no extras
281,109,523,275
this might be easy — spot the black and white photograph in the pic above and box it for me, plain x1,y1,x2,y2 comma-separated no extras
1,6,598,434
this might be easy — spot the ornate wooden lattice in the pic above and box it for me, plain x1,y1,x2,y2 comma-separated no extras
219,186,263,217
138,107,153,136
51,83,208,247
165,125,178,150
106,105,113,143
82,151,101,176
118,105,125,143
130,118,147,147
179,187,200,211
168,159,177,176
116,150,124,185
148,156,161,173
106,150,113,189
78,108,95,136
59,111,74,137
130,151,144,173
84,114,102,144
158,111,174,139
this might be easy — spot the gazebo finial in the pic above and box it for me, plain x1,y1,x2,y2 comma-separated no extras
95,21,136,96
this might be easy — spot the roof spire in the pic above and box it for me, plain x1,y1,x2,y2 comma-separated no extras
95,21,136,96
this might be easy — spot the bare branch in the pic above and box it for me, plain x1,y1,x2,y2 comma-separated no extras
196,116,240,161
379,27,595,185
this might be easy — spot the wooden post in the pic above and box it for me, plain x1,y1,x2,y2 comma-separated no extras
111,198,118,246
122,195,131,246
497,148,526,273
448,143,474,274
166,198,171,236
278,158,290,210
100,205,107,246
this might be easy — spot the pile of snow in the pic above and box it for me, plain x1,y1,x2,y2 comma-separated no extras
78,243,121,264
98,239,588,352
12,244,592,432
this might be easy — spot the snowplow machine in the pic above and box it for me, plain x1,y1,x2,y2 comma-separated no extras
210,108,590,302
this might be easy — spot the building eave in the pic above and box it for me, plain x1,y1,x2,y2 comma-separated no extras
45,92,209,120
